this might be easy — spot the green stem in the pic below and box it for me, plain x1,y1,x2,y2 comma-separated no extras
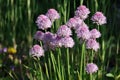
94,0,98,12
50,51,57,80
83,48,86,80
80,42,85,79
97,25,100,31
80,0,83,5
45,62,49,79
90,73,93,80
91,50,94,62
66,48,70,79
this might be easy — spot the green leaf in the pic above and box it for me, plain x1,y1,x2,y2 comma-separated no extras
106,73,114,78
116,74,120,80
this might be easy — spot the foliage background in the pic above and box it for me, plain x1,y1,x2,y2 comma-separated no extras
0,0,120,80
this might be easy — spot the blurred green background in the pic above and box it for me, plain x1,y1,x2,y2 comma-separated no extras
0,0,119,51
0,0,119,62
0,0,120,79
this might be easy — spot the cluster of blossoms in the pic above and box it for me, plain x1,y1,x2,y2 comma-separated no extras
66,5,106,52
66,5,106,74
30,8,75,57
36,9,60,30
30,5,106,74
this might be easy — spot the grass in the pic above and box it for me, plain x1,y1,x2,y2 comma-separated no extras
0,0,120,80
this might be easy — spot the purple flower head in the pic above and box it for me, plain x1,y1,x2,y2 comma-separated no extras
86,63,98,74
86,39,100,51
90,29,101,39
29,44,44,57
43,32,56,44
36,14,52,30
75,21,88,30
42,32,57,50
46,9,60,22
91,12,106,25
3,47,7,53
57,25,72,37
75,5,90,20
52,36,63,48
0,47,7,53
76,24,90,40
66,17,82,29
34,31,44,41
60,37,75,48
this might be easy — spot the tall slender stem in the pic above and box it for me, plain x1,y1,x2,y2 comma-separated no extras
66,48,70,80
91,50,94,62
94,0,98,12
80,0,83,5
80,42,85,79
97,25,100,31
90,73,93,80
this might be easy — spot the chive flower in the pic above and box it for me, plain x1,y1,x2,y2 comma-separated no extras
36,14,52,30
52,36,63,48
29,44,44,57
86,39,100,51
76,24,90,40
66,17,82,29
90,29,101,39
75,21,88,30
42,32,57,50
91,12,106,25
86,63,98,74
34,31,44,41
57,25,72,37
60,36,75,48
46,9,60,22
75,5,90,20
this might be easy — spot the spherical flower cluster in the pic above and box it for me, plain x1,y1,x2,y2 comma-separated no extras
60,37,75,48
52,36,63,48
66,17,82,29
42,32,57,50
86,39,100,51
75,21,88,30
42,32,56,44
86,63,98,74
57,25,72,37
91,12,106,25
36,14,52,30
34,31,44,41
29,44,44,57
75,5,90,20
46,9,60,22
76,24,90,40
66,18,78,29
90,29,101,39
